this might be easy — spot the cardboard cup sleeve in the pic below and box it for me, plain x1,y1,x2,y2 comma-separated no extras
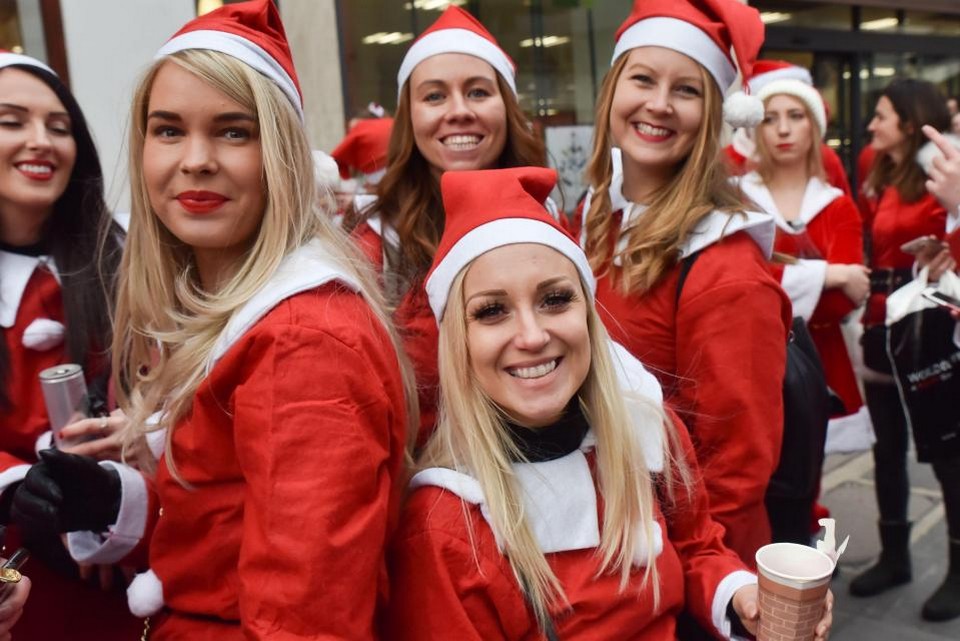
755,542,834,641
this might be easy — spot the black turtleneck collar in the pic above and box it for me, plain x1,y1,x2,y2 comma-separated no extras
0,239,47,257
505,400,590,463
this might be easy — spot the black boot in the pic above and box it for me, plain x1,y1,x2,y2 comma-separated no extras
922,538,960,621
849,521,912,597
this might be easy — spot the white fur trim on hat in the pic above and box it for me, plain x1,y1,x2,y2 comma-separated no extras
612,17,736,91
748,66,812,94
156,30,303,120
0,52,55,76
723,91,764,129
917,132,960,175
755,78,827,136
425,218,596,321
127,570,164,617
397,28,516,97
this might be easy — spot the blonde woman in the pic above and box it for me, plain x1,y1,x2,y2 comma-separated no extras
568,0,792,567
9,1,416,638
388,166,834,640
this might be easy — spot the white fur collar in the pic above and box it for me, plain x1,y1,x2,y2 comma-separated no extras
739,172,843,233
580,150,776,260
0,251,58,328
206,239,360,370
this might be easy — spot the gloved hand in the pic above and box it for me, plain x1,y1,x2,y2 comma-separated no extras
10,449,121,537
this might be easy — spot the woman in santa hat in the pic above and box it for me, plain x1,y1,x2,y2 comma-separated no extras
851,78,960,622
567,0,791,568
388,165,833,640
346,5,545,441
737,72,872,539
8,1,416,638
0,52,141,638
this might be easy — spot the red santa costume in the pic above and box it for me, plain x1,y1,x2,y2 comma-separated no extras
724,60,851,196
567,0,792,567
64,4,410,639
351,6,528,441
0,52,141,640
737,62,873,452
389,166,755,640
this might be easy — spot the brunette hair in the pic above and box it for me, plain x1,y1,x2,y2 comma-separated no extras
582,53,743,295
347,73,545,298
867,78,950,203
0,65,122,408
754,94,826,184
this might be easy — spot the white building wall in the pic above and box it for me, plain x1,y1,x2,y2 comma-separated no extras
59,0,195,211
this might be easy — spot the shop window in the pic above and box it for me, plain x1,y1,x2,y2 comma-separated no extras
0,0,23,51
749,1,852,31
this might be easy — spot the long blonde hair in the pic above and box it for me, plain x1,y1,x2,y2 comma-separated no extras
583,54,744,295
420,268,690,630
114,50,418,477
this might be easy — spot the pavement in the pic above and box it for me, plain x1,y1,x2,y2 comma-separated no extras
820,450,960,640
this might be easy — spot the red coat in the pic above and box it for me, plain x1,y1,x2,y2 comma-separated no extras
568,204,790,567
740,174,865,416
387,413,753,640
863,189,947,327
0,252,141,640
69,246,409,640
353,220,439,444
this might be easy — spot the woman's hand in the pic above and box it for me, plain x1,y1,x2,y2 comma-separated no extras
915,246,958,283
733,585,834,640
0,572,30,641
60,409,128,462
825,263,871,305
922,125,960,214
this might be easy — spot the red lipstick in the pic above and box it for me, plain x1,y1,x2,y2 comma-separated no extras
776,143,794,150
176,190,228,214
15,160,55,182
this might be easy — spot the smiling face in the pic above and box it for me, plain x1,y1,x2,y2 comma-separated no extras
0,68,76,226
609,46,705,196
462,243,590,429
758,94,815,167
408,52,507,176
142,61,265,280
868,95,907,159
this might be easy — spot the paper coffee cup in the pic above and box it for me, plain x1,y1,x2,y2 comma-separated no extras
755,543,834,641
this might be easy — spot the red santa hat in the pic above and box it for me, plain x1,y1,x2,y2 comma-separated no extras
154,0,302,119
397,6,516,98
0,50,55,76
752,61,827,137
330,117,393,183
425,167,595,321
611,0,766,128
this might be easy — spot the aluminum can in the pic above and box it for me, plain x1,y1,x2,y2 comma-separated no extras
39,364,87,445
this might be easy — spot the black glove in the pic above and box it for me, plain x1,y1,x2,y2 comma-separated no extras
10,449,121,537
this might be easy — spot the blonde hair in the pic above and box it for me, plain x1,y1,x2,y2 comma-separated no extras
754,95,825,184
114,50,418,477
420,267,691,630
583,54,744,295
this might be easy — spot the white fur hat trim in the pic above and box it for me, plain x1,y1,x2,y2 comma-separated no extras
917,133,960,175
755,78,827,137
21,318,64,351
127,569,164,617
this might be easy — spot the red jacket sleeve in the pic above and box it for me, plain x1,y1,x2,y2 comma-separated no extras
232,319,405,639
810,196,864,325
674,241,790,565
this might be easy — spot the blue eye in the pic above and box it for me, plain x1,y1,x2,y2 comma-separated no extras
676,84,701,97
542,289,575,310
223,128,251,140
470,301,506,322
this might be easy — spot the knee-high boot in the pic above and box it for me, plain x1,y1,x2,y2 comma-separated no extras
849,521,912,597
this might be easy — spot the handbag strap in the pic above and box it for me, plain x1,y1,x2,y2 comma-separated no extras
675,251,701,305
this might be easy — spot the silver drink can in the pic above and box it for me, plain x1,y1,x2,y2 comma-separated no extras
39,364,87,446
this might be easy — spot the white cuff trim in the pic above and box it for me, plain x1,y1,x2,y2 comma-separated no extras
713,570,758,639
33,431,52,457
0,464,30,495
67,462,147,564
782,260,827,321
824,406,876,454
947,207,960,235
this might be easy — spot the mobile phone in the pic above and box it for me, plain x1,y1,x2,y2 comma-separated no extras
921,287,960,313
900,235,943,255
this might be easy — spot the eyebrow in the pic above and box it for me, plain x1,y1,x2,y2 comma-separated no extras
416,75,496,89
623,63,701,85
0,102,69,118
146,110,256,123
464,276,573,304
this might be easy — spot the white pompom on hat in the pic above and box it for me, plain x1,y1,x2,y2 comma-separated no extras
397,6,517,97
611,0,766,128
424,167,595,322
154,0,303,120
